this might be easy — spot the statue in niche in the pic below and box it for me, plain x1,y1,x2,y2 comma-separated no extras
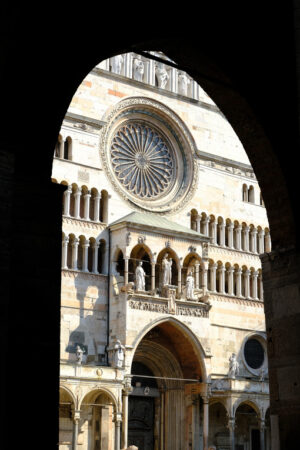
111,54,123,75
133,57,144,82
186,272,195,300
162,254,172,286
178,71,190,96
113,339,125,368
135,261,145,291
228,353,239,379
75,345,83,364
155,62,169,88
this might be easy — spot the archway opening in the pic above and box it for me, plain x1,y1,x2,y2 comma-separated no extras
129,320,205,449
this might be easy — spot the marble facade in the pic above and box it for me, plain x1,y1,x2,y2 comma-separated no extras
54,51,270,450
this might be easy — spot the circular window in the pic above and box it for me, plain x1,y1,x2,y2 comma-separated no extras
111,122,174,199
99,97,198,213
244,338,264,369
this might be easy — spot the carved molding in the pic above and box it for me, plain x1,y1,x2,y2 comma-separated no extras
99,97,198,214
63,216,107,230
128,296,210,317
61,269,108,281
209,293,264,307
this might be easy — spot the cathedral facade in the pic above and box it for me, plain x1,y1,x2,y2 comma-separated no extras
53,52,271,450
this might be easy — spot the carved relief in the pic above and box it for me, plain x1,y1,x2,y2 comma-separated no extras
129,299,168,314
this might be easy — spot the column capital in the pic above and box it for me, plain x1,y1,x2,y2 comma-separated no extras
92,241,99,249
252,270,259,278
218,266,226,273
203,216,210,224
74,187,82,195
235,224,242,231
72,238,79,247
251,228,258,235
227,266,235,274
83,190,91,198
72,409,81,422
228,222,234,229
227,417,235,429
258,229,265,237
236,268,242,275
243,226,250,233
211,263,218,270
66,185,72,193
62,235,69,244
244,269,251,276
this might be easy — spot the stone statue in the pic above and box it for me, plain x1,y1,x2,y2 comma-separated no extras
178,72,190,96
133,57,144,82
228,353,239,378
113,340,125,368
186,272,195,300
135,261,145,291
111,54,124,75
75,345,83,364
156,63,169,88
162,254,172,286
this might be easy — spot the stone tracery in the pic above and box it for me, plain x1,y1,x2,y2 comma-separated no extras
111,123,174,198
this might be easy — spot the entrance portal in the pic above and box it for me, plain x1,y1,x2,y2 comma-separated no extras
128,320,205,450
128,362,158,450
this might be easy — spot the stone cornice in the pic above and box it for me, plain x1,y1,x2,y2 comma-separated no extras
63,216,107,231
208,244,262,266
63,111,106,132
209,293,264,307
61,269,108,280
91,66,221,115
196,149,255,179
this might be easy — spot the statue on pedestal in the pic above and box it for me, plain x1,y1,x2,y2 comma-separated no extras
228,353,239,379
186,272,195,300
135,261,145,291
75,345,83,364
162,254,172,286
156,63,169,88
113,340,125,369
178,72,190,96
133,57,144,82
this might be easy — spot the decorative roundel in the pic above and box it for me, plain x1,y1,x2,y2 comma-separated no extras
99,97,198,213
111,123,174,199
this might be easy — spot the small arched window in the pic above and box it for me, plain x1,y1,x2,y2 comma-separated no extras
248,185,255,203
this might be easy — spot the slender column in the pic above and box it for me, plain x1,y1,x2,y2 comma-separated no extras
227,267,234,296
195,263,200,289
82,239,89,272
202,397,209,450
258,229,265,254
210,221,217,244
124,53,133,78
202,261,208,294
147,58,155,85
160,389,165,450
177,266,182,296
170,67,178,93
244,269,250,298
114,418,121,450
59,138,64,159
219,223,226,246
258,273,264,300
260,419,266,450
71,238,79,270
63,185,72,216
196,215,201,233
93,193,101,222
202,216,210,236
218,266,225,294
242,226,250,251
228,418,235,450
74,187,82,219
265,231,272,252
227,223,234,248
151,261,156,292
72,410,80,450
250,228,258,253
92,242,99,274
61,235,69,269
83,190,91,220
235,268,242,297
251,270,258,299
235,225,242,250
122,394,129,449
210,263,217,292
124,257,129,285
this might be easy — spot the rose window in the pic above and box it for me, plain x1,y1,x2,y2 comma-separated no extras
111,123,174,198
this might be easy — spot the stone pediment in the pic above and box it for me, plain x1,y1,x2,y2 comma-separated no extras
109,211,210,243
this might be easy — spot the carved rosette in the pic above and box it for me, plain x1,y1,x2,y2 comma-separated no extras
99,97,198,213
111,123,174,198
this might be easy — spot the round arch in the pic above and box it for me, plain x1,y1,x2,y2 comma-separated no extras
130,316,208,382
